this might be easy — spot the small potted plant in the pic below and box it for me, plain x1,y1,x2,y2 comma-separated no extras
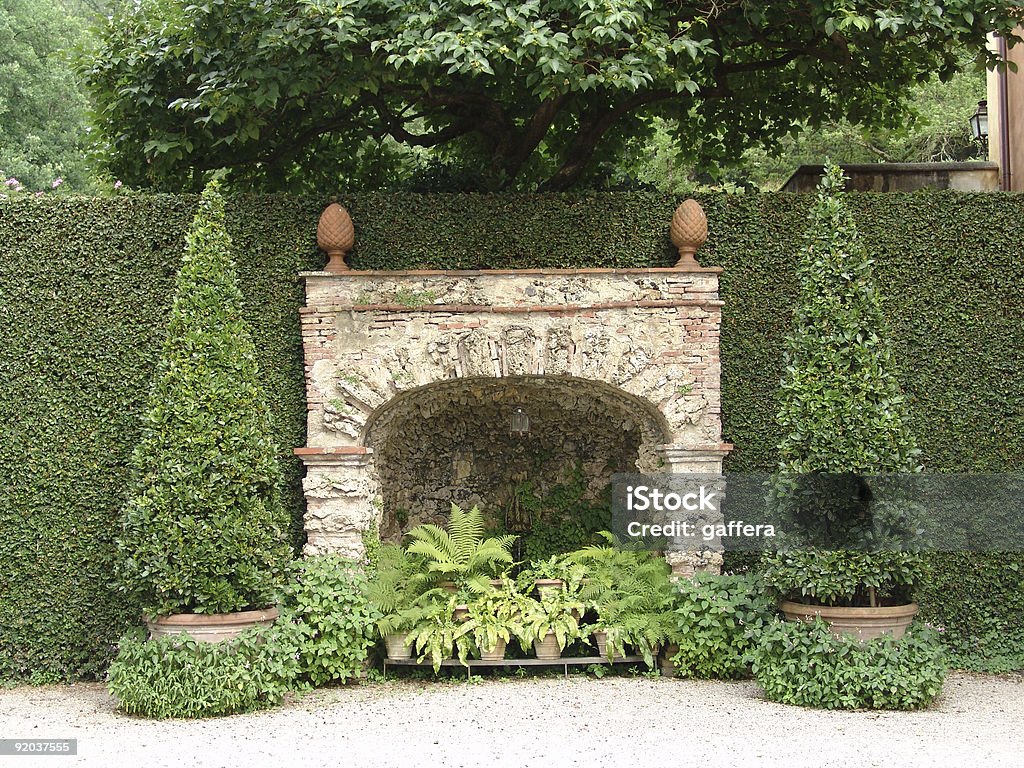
404,591,474,672
517,554,586,598
520,589,584,660
405,504,517,598
366,544,421,660
455,579,528,661
116,182,292,642
760,163,925,641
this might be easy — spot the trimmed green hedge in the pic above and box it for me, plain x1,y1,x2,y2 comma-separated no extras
1,191,1022,679
0,195,318,681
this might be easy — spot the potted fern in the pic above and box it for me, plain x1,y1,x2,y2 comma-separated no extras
760,163,925,641
404,503,516,610
572,533,674,666
366,544,421,660
516,554,587,598
371,504,516,662
116,182,293,642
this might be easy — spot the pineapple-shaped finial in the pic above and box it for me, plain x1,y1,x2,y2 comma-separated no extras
670,199,708,268
316,202,355,272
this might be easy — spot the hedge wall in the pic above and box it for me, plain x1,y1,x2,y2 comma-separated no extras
1,191,1022,680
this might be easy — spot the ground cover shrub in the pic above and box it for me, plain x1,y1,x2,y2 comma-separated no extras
107,624,299,719
749,618,947,710
278,556,379,687
669,572,776,679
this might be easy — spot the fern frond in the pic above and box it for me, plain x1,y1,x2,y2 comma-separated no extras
406,524,455,563
448,504,484,564
463,574,493,595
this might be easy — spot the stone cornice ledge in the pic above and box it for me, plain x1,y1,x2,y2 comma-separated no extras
300,266,724,278
303,298,725,314
656,444,735,458
294,446,373,465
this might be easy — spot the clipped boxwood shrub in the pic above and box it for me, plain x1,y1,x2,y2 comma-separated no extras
749,618,947,710
669,572,776,679
116,184,294,617
761,164,925,609
761,549,927,608
279,556,380,687
107,625,299,719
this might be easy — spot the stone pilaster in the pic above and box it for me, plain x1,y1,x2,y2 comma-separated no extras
294,447,380,560
655,443,733,577
655,444,732,474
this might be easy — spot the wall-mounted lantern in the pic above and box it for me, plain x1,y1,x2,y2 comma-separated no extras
970,100,989,154
510,407,530,437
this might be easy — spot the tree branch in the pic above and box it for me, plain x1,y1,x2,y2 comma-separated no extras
719,51,800,74
496,93,571,182
367,94,475,147
541,89,676,190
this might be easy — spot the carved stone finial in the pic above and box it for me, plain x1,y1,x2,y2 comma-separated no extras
670,199,708,268
317,203,355,272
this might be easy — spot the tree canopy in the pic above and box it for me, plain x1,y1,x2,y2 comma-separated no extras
0,0,93,190
83,0,1024,192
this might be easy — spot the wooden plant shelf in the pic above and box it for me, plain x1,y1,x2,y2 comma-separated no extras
382,655,646,680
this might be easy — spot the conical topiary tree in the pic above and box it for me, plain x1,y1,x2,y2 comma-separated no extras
762,162,925,608
117,182,292,618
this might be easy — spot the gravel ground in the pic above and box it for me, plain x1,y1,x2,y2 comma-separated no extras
1,672,1021,768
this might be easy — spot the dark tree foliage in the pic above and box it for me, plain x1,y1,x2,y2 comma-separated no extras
83,0,1024,192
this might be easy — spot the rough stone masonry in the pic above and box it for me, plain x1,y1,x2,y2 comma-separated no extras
294,267,732,575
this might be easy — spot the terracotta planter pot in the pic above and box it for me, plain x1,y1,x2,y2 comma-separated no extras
453,604,470,622
534,579,563,598
146,607,278,643
480,638,507,662
385,632,413,660
592,630,624,660
780,600,919,642
533,632,562,660
659,643,679,678
439,581,459,593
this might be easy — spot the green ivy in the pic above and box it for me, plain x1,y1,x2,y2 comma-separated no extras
1,190,1022,680
517,472,612,562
